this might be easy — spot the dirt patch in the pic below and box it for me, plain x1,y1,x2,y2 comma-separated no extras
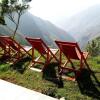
1,77,17,84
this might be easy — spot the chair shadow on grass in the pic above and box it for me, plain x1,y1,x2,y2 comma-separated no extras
10,56,32,74
76,68,100,99
42,62,64,88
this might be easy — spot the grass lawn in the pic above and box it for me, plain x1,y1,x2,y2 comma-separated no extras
0,56,100,100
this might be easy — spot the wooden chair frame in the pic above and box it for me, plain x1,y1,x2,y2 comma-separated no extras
26,37,59,71
55,40,90,80
0,36,32,64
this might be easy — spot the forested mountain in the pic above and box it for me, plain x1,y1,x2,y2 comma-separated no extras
5,12,75,47
0,25,27,45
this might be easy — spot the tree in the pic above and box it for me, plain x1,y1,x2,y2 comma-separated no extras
0,0,30,39
0,16,6,25
0,0,6,25
86,37,100,56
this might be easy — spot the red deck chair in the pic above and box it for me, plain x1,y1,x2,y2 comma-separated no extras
55,40,90,80
0,36,32,64
26,37,59,71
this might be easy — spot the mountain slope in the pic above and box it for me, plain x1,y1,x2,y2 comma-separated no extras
5,12,75,47
60,4,100,48
0,25,28,45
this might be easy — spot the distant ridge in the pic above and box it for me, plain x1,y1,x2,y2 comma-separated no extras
59,4,100,48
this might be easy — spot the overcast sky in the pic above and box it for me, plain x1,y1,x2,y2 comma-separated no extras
29,0,100,25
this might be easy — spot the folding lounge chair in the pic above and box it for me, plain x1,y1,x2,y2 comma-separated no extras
26,37,59,71
0,36,32,64
55,40,90,80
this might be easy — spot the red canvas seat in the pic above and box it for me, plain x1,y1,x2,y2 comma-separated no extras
0,36,32,64
26,37,59,71
55,40,90,80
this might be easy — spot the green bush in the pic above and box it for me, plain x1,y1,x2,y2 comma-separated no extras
0,64,10,72
86,37,100,56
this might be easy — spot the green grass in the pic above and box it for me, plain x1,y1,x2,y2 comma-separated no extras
0,56,100,100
